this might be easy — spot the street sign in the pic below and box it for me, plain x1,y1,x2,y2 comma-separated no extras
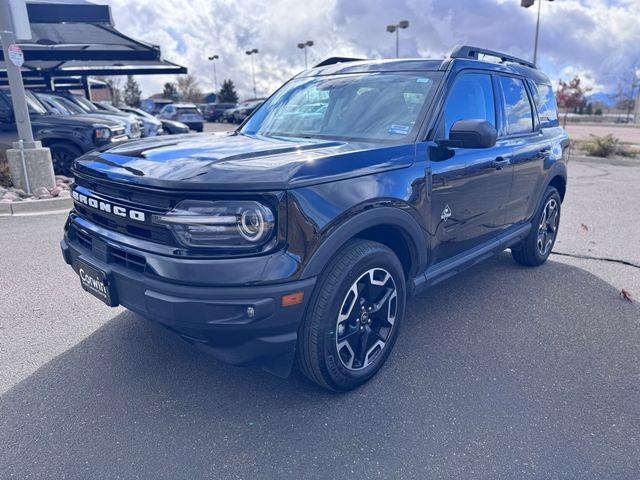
7,43,24,67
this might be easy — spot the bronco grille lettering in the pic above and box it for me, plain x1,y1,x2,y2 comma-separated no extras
72,190,146,222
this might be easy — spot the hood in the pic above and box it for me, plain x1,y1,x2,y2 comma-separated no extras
74,132,415,191
31,113,124,129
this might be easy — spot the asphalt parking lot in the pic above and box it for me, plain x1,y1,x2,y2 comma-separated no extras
1,156,638,479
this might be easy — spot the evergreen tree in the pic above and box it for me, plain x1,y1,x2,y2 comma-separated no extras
162,82,178,100
218,79,239,103
123,76,142,107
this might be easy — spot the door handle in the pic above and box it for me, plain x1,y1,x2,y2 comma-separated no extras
538,146,551,158
492,156,511,170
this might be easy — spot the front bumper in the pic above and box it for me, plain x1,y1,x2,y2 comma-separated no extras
61,218,316,377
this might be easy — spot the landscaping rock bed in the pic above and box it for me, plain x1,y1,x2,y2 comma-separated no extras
0,176,73,204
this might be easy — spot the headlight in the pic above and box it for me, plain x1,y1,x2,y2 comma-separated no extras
152,200,276,249
94,127,111,140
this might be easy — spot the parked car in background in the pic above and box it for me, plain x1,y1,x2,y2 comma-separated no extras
142,98,174,115
231,100,264,124
107,105,164,137
47,92,142,140
0,89,126,175
92,101,145,137
35,93,127,134
157,103,204,132
222,105,237,123
203,102,237,122
158,118,190,135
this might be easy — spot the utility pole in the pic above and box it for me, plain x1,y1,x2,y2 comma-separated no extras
245,48,258,99
208,54,219,95
0,0,55,193
0,0,34,146
521,0,554,66
297,40,314,69
386,20,409,58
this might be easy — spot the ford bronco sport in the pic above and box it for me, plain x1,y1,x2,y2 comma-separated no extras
61,46,569,391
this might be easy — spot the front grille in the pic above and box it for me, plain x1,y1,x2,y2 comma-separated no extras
72,175,176,247
111,246,146,272
75,228,92,250
70,225,147,273
74,205,173,244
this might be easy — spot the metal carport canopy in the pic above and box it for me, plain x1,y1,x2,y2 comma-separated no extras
0,0,187,85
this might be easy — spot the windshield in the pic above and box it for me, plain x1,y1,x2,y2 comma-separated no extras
5,91,48,115
37,94,72,115
241,72,442,142
71,94,98,112
98,103,122,113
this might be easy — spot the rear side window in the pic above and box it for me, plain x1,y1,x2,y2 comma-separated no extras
444,73,495,137
498,76,534,135
532,82,559,128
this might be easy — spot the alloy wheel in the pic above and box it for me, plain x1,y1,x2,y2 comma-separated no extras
537,198,559,256
335,268,398,371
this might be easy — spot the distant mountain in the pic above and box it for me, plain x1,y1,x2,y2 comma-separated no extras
587,92,616,107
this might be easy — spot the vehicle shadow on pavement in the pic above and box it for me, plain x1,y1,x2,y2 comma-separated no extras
1,253,638,479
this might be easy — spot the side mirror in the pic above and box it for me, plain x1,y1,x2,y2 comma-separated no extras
438,119,497,149
0,109,14,124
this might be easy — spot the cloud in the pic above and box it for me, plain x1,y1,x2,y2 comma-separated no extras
104,0,640,99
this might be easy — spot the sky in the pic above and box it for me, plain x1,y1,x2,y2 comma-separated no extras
103,0,640,100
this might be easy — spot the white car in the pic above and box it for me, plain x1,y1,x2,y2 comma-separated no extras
117,106,164,137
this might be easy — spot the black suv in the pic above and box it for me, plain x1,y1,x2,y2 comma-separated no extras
0,90,127,174
61,46,568,391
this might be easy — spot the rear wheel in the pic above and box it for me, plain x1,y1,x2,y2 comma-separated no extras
297,239,406,391
511,186,561,266
49,142,82,176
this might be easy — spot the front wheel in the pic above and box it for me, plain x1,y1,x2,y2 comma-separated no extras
511,186,562,266
297,239,406,391
49,142,82,176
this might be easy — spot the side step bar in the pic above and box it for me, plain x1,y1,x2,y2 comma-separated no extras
411,223,531,296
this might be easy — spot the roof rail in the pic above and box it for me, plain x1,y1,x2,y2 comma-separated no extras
313,57,364,68
450,45,536,69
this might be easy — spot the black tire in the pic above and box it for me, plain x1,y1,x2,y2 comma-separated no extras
297,239,406,391
511,186,562,266
49,142,82,176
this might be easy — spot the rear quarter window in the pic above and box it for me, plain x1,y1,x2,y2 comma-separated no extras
532,82,559,128
498,76,534,136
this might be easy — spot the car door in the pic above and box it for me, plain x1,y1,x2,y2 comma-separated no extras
495,75,547,225
428,72,514,264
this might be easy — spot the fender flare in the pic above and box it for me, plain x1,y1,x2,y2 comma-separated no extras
536,160,568,207
38,135,86,152
300,206,428,279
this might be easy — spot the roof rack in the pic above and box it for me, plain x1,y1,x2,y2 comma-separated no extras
313,57,364,68
450,45,536,69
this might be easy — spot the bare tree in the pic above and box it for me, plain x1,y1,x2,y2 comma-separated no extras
612,68,639,122
177,74,203,103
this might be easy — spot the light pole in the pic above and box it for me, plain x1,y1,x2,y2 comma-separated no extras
245,48,259,98
521,0,554,66
297,40,314,69
207,54,219,95
386,20,409,58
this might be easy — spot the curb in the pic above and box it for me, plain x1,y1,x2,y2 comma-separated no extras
0,196,73,216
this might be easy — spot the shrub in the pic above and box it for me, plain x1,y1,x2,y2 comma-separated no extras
584,134,619,158
0,162,12,188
